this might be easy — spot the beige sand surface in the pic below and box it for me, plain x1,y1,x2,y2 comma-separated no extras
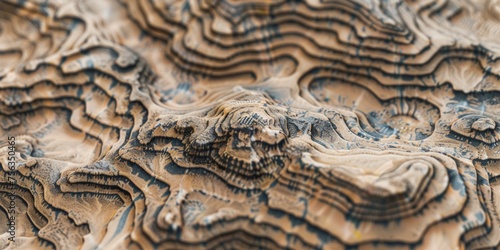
0,0,500,249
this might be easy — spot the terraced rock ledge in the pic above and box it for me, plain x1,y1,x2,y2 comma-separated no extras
0,0,500,249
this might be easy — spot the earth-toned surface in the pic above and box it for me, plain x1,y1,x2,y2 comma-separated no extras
0,0,500,249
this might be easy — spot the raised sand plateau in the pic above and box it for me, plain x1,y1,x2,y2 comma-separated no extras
1,0,500,249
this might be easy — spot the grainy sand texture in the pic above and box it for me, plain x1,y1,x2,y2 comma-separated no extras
1,0,500,249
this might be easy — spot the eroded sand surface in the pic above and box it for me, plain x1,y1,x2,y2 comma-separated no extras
0,0,500,249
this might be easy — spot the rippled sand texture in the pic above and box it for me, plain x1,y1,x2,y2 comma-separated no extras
1,0,500,249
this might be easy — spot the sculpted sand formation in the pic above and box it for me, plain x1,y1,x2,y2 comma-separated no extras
0,0,500,249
